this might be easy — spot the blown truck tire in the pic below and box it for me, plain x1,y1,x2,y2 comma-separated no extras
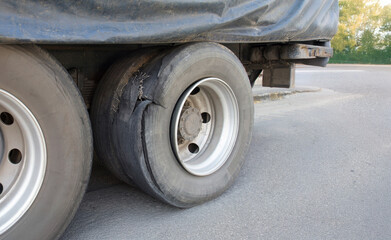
92,43,254,207
0,45,93,239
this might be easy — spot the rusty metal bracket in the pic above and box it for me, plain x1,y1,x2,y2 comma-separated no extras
280,44,333,60
262,62,295,88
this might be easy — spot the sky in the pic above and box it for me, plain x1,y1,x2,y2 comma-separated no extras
379,0,391,6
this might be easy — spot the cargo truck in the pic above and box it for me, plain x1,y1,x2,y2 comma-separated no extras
0,1,338,239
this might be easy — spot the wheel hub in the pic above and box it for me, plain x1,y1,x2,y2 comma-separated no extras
0,89,46,234
179,107,202,141
170,78,239,176
0,129,3,165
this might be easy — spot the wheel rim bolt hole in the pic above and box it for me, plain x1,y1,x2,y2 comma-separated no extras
0,112,14,125
9,149,22,164
0,183,3,195
190,87,200,95
201,112,211,123
188,143,199,154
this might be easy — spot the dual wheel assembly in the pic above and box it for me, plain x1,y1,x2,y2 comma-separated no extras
0,42,253,239
92,43,254,207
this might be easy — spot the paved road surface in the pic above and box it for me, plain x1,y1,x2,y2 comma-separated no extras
62,64,391,240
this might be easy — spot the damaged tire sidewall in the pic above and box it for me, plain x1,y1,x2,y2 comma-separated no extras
141,43,254,206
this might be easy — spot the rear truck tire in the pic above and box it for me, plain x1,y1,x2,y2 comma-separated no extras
91,48,166,184
0,45,93,239
92,42,253,207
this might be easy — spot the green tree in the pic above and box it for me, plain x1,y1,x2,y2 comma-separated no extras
332,0,365,52
380,5,391,53
330,0,391,64
359,29,377,53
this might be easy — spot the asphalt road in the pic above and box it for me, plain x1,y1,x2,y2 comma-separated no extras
62,64,391,240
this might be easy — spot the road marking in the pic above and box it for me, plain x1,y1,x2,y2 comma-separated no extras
296,69,366,73
255,90,362,119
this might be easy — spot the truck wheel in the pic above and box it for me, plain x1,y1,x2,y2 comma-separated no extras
0,45,92,239
92,43,253,207
91,48,165,184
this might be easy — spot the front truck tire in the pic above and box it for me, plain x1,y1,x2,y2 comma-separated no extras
92,43,254,207
0,46,92,239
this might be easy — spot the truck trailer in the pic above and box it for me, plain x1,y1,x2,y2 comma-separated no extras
0,1,338,239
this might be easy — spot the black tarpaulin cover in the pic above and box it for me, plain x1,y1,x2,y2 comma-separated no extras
0,0,338,44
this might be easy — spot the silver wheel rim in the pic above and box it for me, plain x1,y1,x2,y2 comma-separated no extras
171,78,239,176
0,89,46,234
